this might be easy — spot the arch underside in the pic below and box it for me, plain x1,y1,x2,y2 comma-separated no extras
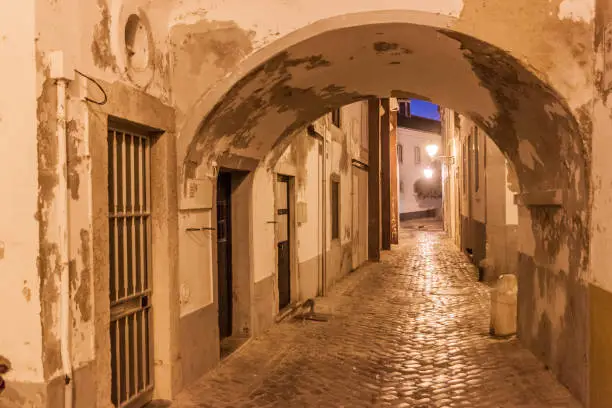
185,22,587,206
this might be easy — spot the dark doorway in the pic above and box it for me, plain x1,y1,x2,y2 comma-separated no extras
277,176,291,311
217,172,233,340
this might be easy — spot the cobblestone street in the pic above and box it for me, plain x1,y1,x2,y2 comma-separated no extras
171,222,581,408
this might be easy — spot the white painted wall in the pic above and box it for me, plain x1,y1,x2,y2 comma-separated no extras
296,141,322,264
178,101,368,315
0,0,45,383
397,127,442,214
178,209,215,317
252,168,277,283
505,165,519,226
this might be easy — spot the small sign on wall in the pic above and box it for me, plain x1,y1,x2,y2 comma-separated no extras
180,178,213,210
296,202,308,224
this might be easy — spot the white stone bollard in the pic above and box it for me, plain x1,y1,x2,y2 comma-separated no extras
490,274,518,337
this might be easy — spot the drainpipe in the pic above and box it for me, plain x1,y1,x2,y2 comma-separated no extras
50,51,75,408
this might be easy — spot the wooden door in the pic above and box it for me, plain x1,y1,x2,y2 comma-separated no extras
217,173,233,339
276,176,291,310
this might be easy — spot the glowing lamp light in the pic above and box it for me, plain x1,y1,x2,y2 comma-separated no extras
425,144,439,158
423,168,434,179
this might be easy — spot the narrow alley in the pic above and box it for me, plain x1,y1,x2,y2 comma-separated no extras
171,222,579,408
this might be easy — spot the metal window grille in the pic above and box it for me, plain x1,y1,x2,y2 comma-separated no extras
108,124,153,408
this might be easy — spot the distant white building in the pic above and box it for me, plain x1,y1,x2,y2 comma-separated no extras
396,100,442,220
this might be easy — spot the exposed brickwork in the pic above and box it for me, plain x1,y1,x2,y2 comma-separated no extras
171,221,580,408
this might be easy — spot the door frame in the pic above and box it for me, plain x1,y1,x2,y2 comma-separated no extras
213,169,254,340
89,82,180,407
274,174,298,312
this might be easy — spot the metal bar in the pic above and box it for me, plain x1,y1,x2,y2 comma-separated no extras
112,132,120,303
110,289,152,309
138,215,145,296
143,138,152,392
129,133,137,299
140,308,146,390
112,130,119,215
130,313,136,399
129,133,135,214
115,320,121,406
124,316,131,402
110,303,150,322
120,385,153,408
136,309,142,393
145,138,150,214
120,133,129,301
145,308,151,387
145,140,151,291
109,211,152,219
137,138,144,294
130,136,138,300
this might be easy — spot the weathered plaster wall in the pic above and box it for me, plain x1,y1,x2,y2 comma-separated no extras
326,122,353,287
2,0,599,406
396,127,442,215
252,168,277,284
0,2,46,404
587,1,612,405
26,0,178,405
590,0,612,293
178,168,215,318
485,134,518,279
35,0,172,104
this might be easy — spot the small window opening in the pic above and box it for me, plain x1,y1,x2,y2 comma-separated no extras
331,180,340,240
331,108,341,128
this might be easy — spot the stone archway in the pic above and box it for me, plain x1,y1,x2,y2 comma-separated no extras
174,12,592,403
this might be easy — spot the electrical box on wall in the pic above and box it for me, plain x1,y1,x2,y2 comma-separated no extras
296,201,308,224
180,178,213,210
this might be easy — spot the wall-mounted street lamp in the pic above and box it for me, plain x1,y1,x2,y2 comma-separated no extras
425,144,439,158
424,144,455,165
423,168,434,179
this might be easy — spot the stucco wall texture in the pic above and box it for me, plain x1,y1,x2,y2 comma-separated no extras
0,0,608,406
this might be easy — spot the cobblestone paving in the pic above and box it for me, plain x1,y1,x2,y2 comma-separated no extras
172,222,581,408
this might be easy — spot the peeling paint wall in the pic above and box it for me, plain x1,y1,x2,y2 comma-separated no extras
588,1,612,405
27,0,177,404
0,0,45,396
0,0,601,406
